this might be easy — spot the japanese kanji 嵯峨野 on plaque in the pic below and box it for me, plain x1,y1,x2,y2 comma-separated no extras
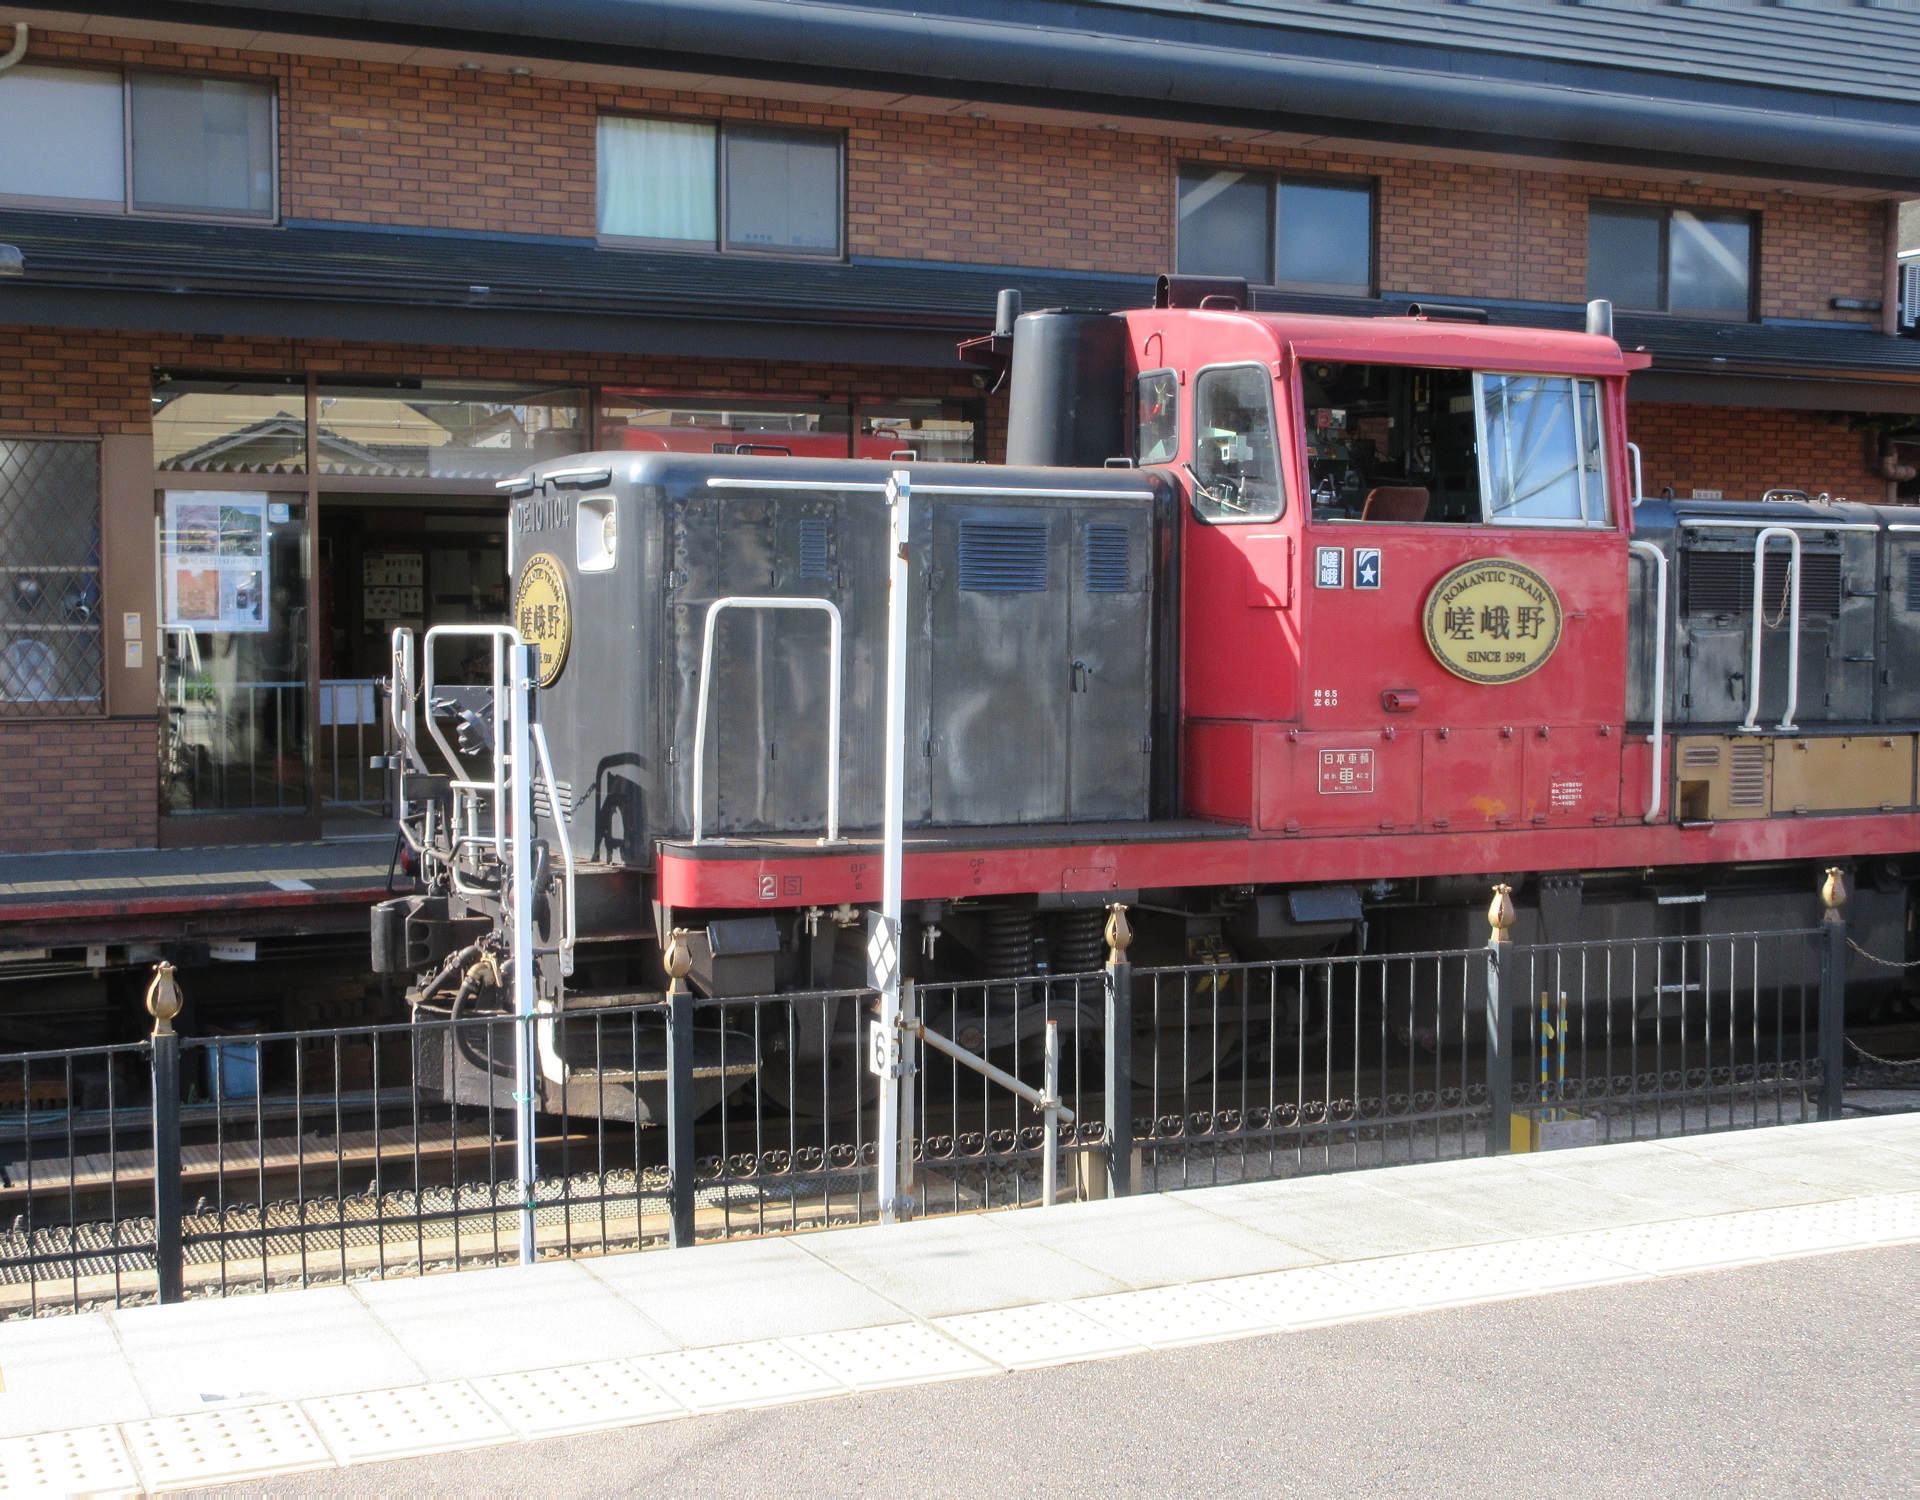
1421,558,1562,685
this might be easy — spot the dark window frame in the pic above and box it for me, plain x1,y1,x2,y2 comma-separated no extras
1587,198,1758,321
0,435,105,720
1188,360,1287,526
596,113,847,261
1133,367,1181,467
1175,163,1376,295
0,63,281,225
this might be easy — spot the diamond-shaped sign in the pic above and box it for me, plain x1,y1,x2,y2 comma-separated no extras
866,911,898,992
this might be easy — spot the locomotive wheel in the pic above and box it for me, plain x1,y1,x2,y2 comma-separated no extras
757,1004,882,1122
757,938,881,1122
1130,1020,1243,1088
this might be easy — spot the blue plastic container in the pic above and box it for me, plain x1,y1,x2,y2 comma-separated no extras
210,1038,260,1099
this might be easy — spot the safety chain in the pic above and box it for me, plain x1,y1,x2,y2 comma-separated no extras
1844,936,1920,970
1846,1037,1920,1073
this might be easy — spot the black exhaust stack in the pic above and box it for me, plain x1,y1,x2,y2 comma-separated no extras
1004,308,1129,468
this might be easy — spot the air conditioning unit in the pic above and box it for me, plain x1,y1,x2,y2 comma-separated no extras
1904,258,1920,331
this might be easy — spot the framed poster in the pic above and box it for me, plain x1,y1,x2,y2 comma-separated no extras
164,492,271,634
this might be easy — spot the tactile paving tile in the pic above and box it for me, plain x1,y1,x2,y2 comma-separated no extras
783,1322,997,1391
122,1403,333,1490
639,1339,848,1412
473,1361,688,1438
933,1302,1146,1369
1863,1191,1920,1242
0,1424,139,1497
1561,1197,1899,1276
1321,1238,1640,1310
1071,1282,1277,1349
1201,1266,1409,1329
303,1382,514,1465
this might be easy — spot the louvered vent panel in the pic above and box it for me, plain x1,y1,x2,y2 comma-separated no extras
1682,550,1842,618
1680,744,1721,769
1728,743,1768,808
797,518,830,579
958,520,1048,593
1084,524,1131,593
1905,554,1920,612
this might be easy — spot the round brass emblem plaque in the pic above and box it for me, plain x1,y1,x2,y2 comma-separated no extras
1421,558,1562,685
513,552,571,689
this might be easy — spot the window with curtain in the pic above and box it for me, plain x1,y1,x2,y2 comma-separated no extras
0,65,275,219
597,117,718,243
0,66,124,205
1588,201,1754,319
599,117,844,256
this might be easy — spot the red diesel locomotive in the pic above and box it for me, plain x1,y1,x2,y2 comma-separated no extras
375,276,1917,1095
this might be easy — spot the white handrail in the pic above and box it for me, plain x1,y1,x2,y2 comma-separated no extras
1740,526,1801,734
689,597,843,845
1626,441,1644,508
1628,540,1668,823
422,624,523,858
530,720,576,977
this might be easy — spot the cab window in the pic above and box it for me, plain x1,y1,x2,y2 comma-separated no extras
1135,369,1179,466
1190,364,1284,523
1303,362,1477,522
1480,373,1608,527
1303,360,1610,527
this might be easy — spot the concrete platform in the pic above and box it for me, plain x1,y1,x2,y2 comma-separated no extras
0,1115,1913,1493
0,839,397,947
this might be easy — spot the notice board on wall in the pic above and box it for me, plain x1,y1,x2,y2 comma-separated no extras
162,492,270,633
363,549,424,626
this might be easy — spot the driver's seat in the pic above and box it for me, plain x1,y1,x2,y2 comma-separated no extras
1361,486,1431,522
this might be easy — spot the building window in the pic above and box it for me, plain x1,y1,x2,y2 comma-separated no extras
314,383,587,481
129,74,277,218
1177,166,1372,293
0,65,275,220
1588,201,1754,319
598,116,844,257
0,440,102,717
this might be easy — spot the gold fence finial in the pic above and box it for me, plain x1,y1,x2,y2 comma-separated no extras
1820,867,1847,914
144,961,182,1037
1488,884,1516,944
1104,903,1133,964
663,928,692,990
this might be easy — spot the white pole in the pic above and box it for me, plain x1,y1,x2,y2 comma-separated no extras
876,470,911,1225
1042,1019,1059,1209
507,640,538,1265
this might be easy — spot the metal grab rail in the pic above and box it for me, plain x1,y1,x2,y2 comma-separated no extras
908,1012,1071,1207
689,596,843,845
1740,526,1801,734
422,624,522,859
529,720,576,978
1628,539,1668,823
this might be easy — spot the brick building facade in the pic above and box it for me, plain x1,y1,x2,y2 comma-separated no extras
0,1,1915,859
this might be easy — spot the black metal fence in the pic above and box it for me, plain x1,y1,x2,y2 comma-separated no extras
0,917,1858,1317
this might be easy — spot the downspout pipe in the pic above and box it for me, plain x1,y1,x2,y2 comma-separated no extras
0,24,27,73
